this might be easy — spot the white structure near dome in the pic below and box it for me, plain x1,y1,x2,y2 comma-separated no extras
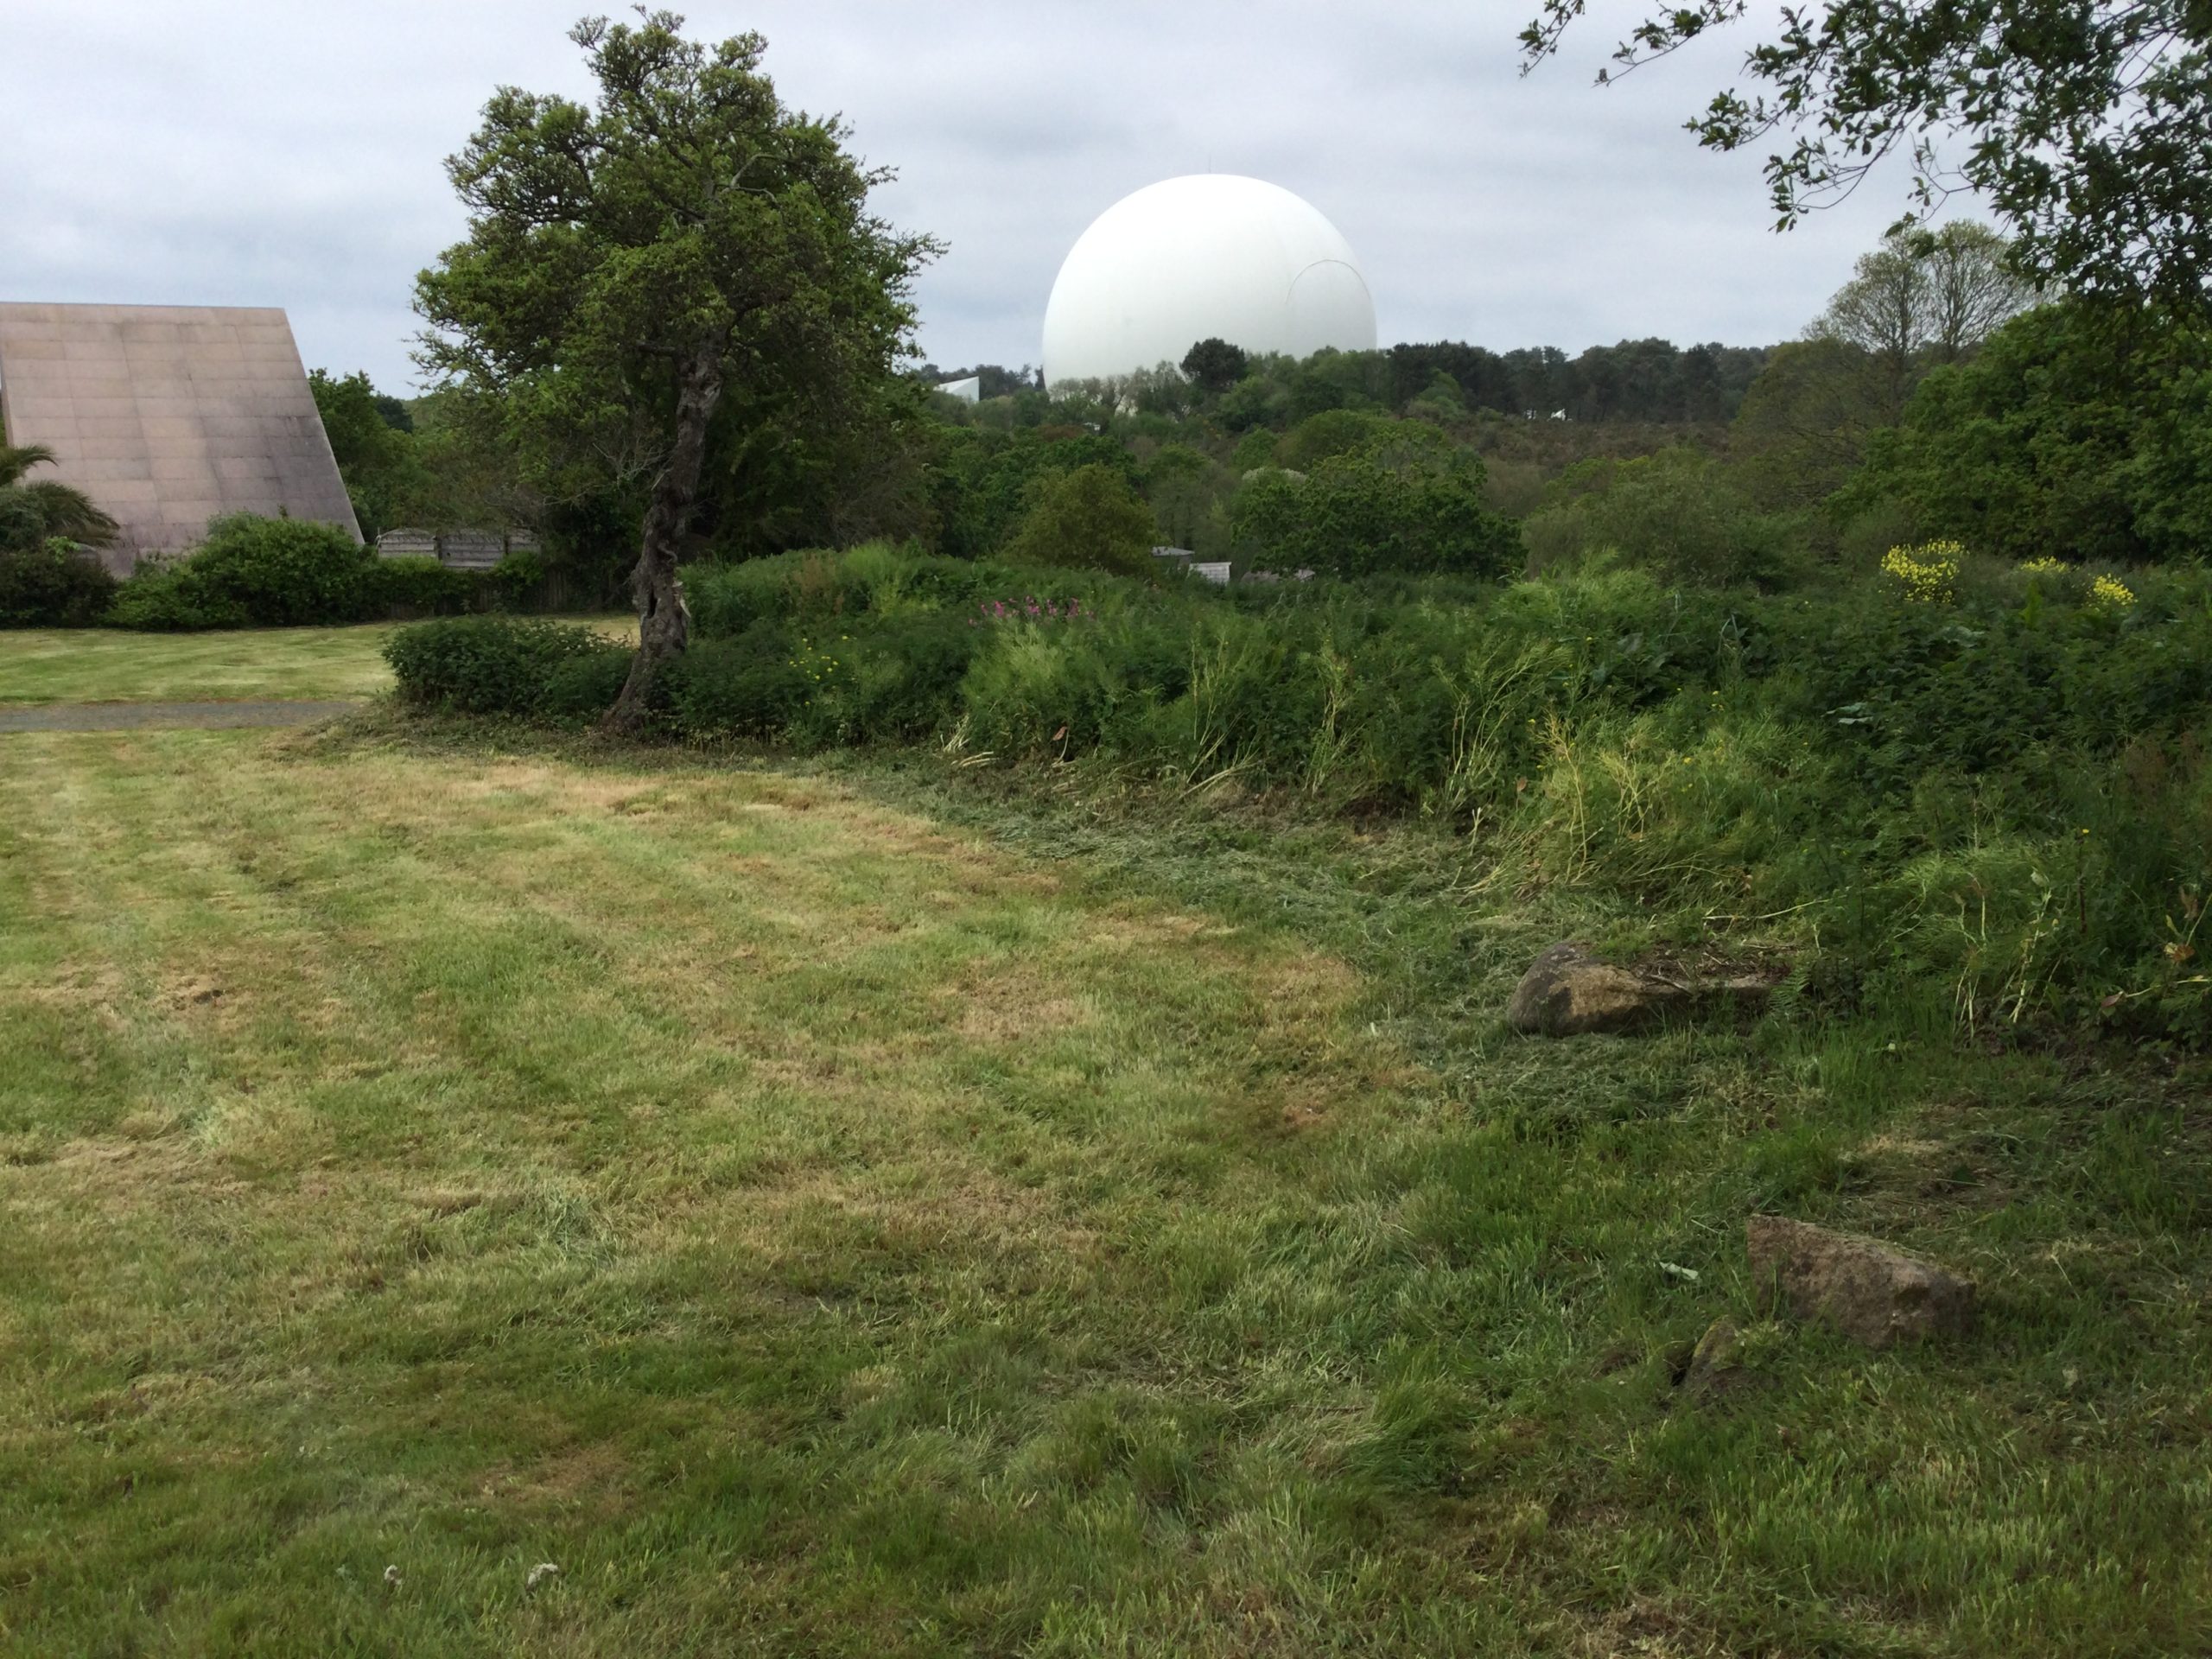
1042,175,1376,388
936,375,981,403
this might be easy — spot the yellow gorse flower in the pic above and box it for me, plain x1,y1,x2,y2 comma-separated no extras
2089,574,2136,610
2018,556,2067,575
1881,540,1963,603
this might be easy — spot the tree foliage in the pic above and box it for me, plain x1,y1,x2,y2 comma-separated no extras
310,371,428,541
1005,463,1157,576
416,10,937,728
1236,425,1522,578
1847,301,2212,563
1522,0,2212,306
1179,337,1250,396
1815,222,2044,416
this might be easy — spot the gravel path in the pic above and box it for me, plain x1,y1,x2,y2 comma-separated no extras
0,700,364,733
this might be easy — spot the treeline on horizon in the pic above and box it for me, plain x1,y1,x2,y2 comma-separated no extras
242,216,2206,608
918,336,1773,426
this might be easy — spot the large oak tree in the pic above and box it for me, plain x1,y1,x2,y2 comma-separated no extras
416,10,938,730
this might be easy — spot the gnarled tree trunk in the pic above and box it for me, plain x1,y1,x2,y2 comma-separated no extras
601,338,727,734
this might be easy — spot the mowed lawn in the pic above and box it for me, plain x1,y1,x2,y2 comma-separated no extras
0,618,634,706
2,693,2209,1649
0,625,405,706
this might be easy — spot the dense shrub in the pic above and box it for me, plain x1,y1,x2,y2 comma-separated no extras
1005,465,1157,576
385,616,618,714
105,517,491,630
686,544,1116,638
373,555,483,617
1845,302,2212,565
538,644,638,719
1236,426,1522,578
105,563,249,631
663,623,806,736
667,613,982,747
1770,566,2212,781
1523,448,1789,587
108,514,383,630
934,429,1136,560
0,538,118,626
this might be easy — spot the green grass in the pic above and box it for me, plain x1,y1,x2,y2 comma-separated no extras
1,705,2208,1655
0,618,634,706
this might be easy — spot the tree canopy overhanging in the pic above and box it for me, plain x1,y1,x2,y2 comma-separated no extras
1521,0,2212,307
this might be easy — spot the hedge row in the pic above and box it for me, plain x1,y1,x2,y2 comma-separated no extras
1,513,526,629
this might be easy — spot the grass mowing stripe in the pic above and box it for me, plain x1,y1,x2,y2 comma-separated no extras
0,716,2206,1653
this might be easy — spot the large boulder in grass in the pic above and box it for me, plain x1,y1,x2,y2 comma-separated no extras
1505,942,1783,1037
1747,1217,1976,1350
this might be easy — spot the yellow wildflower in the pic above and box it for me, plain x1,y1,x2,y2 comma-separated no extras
2089,574,2136,610
1880,541,1962,603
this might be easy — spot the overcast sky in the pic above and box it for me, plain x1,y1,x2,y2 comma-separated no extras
3,2,1952,392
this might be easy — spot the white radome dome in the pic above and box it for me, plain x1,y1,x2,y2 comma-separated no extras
1042,175,1376,389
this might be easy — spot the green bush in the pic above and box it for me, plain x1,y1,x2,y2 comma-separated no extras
0,538,118,627
538,645,637,719
664,623,808,738
934,430,1135,560
666,613,982,748
1005,465,1158,576
105,563,248,631
1844,302,2212,565
109,514,384,630
1236,426,1522,578
686,543,1105,639
1522,448,1788,587
372,555,482,617
384,615,617,714
688,553,873,637
1276,409,1389,473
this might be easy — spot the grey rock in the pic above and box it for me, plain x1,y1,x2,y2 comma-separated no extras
1505,942,1781,1037
1746,1216,1975,1349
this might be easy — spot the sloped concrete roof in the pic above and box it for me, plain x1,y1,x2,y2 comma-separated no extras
0,302,360,571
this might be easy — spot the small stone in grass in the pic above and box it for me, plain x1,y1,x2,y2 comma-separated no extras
526,1561,560,1590
1747,1216,1975,1349
1505,942,1782,1037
